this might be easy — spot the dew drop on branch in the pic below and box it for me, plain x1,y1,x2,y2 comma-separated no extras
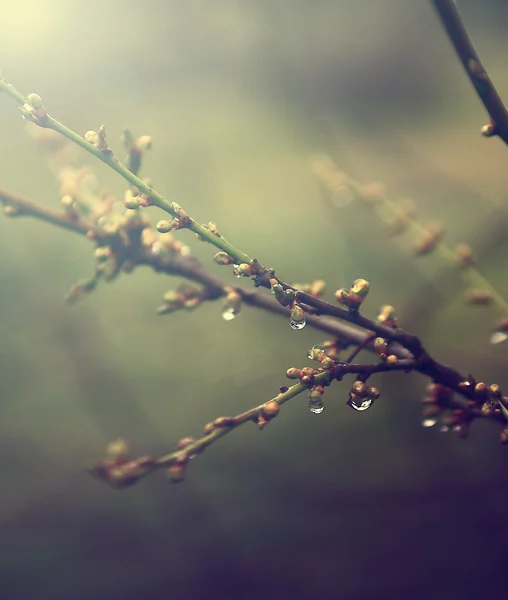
222,307,237,321
349,397,372,412
308,399,324,414
290,318,306,330
307,345,325,360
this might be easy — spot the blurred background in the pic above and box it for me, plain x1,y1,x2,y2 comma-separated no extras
1,1,508,598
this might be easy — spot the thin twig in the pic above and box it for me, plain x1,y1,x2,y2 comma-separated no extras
431,0,508,143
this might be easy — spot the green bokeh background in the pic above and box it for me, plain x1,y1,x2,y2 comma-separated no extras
1,1,508,598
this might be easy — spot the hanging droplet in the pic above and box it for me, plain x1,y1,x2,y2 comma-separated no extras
308,399,324,414
421,418,437,428
289,304,306,330
491,331,508,345
307,345,325,360
290,318,306,331
349,397,372,412
222,307,237,321
233,264,241,278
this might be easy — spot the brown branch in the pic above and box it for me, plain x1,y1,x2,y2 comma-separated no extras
0,188,108,240
431,0,508,143
0,186,502,410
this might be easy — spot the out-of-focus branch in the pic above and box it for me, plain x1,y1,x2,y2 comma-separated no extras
431,0,508,143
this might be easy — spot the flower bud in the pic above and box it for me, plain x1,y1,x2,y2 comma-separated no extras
156,220,174,233
213,252,235,265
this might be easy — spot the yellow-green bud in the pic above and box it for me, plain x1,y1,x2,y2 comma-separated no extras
85,130,99,144
156,220,173,233
26,93,43,109
351,279,370,297
213,252,235,265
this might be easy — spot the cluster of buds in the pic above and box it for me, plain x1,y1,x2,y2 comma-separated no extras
157,283,204,315
307,344,336,370
347,380,380,412
335,279,370,311
413,224,443,255
476,383,508,429
19,93,48,126
89,439,156,488
286,366,317,385
270,279,295,307
373,337,399,366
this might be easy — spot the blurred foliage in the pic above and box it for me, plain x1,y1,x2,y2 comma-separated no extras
1,1,508,598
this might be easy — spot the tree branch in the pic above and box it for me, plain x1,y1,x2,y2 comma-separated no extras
431,0,508,143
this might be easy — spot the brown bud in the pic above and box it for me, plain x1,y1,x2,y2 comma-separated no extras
464,289,493,305
167,464,186,483
489,384,502,398
262,400,280,418
286,368,301,379
455,244,475,268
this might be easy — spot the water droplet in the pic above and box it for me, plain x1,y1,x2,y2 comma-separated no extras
349,397,372,412
421,418,437,428
307,345,325,360
452,424,462,433
233,264,241,278
290,317,306,330
222,307,237,321
308,399,324,414
439,425,450,433
491,331,508,345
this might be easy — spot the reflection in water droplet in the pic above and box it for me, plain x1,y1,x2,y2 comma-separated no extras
422,418,437,428
452,424,462,433
222,307,237,321
233,264,241,278
491,331,508,345
308,399,324,414
349,397,372,412
307,345,325,360
439,425,450,433
290,317,306,330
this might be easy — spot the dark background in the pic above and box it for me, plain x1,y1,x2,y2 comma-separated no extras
1,1,508,598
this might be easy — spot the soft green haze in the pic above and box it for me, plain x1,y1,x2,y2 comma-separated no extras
1,1,508,598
